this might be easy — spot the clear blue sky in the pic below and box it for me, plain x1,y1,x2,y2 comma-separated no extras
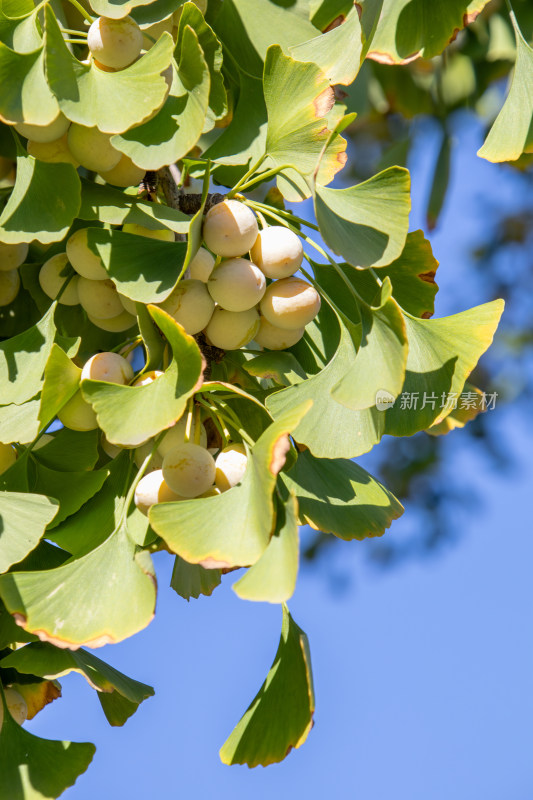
26,114,533,799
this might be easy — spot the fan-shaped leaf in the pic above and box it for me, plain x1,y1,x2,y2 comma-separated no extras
0,304,55,405
170,556,222,600
290,9,364,86
0,44,59,126
0,492,58,572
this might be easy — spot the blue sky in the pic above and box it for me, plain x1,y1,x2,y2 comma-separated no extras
26,113,533,799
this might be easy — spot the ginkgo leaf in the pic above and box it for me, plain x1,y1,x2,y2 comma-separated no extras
290,9,364,86
89,0,155,18
38,343,81,429
32,429,100,473
0,2,41,53
149,403,311,568
0,492,58,572
220,606,314,767
170,556,222,601
0,304,56,406
32,462,109,528
0,398,40,445
377,229,439,318
0,44,59,126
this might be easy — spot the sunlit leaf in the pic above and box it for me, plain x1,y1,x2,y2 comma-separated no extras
89,0,156,18
0,44,59,126
8,681,61,722
0,304,55,405
243,351,307,386
0,2,41,53
376,229,439,318
427,382,485,435
290,9,364,86
0,492,58,572
0,398,40,445
38,343,81,429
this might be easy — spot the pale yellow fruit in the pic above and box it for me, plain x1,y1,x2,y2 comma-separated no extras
254,317,304,350
189,247,215,283
0,269,20,306
142,16,173,49
158,415,207,458
250,226,303,279
199,486,220,498
134,439,163,470
39,254,79,306
0,688,28,729
101,434,122,458
162,442,216,498
81,352,134,384
15,112,70,144
88,310,137,332
132,370,164,387
58,390,98,431
202,200,258,257
215,443,247,492
205,307,260,351
134,469,184,514
66,228,108,281
92,59,117,72
88,15,143,70
27,134,79,166
207,257,265,312
0,442,17,475
122,223,175,241
67,124,121,173
99,154,145,188
119,293,137,315
159,279,214,335
78,277,124,319
260,277,321,330
0,242,28,271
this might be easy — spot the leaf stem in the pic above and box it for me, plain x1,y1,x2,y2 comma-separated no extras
245,199,320,231
227,154,267,198
234,164,296,194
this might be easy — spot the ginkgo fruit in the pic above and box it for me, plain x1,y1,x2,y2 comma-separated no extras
99,154,145,188
81,352,134,384
158,415,208,458
0,688,28,729
254,317,305,350
132,370,164,387
14,112,70,143
205,307,260,350
39,254,79,305
134,439,163,470
202,200,258,257
207,258,266,311
215,443,247,492
162,442,216,498
260,277,321,330
67,124,121,173
0,443,17,475
88,310,137,332
250,226,304,279
189,247,215,282
66,228,108,281
0,242,28,271
58,390,98,431
27,134,79,166
87,15,143,70
0,269,20,306
122,224,175,241
119,293,137,315
159,279,215,335
134,469,183,515
78,277,124,319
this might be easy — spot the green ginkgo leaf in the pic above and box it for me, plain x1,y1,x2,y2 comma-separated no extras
82,306,204,446
170,556,222,601
130,0,182,25
0,304,56,405
38,343,81,429
478,12,533,163
289,9,364,86
314,166,411,268
368,0,491,65
220,606,314,767
44,8,174,134
0,398,40,445
32,462,109,528
243,351,307,386
149,403,311,568
232,492,299,603
89,0,156,18
0,44,59,126
0,492,58,572
112,27,210,170
1,642,154,727
86,229,186,303
32,429,100,473
0,2,41,53
282,449,403,540
377,229,439,318
0,696,95,800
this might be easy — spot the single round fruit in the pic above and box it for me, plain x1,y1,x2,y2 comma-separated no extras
134,469,184,514
142,16,173,49
39,254,79,305
66,228,108,281
81,352,134,384
27,134,79,166
132,370,164,387
162,442,216,498
189,247,215,283
67,124,121,173
14,112,70,144
259,277,321,330
78,277,124,319
99,154,145,188
58,390,98,431
88,15,143,70
101,434,122,459
0,688,28,729
205,307,260,351
122,223,175,241
119,293,137,315
0,242,28,271
254,317,305,350
0,442,17,475
202,200,258,257
158,415,207,458
134,439,163,470
0,269,20,306
207,258,266,312
250,226,304,279
215,443,247,492
159,279,214,335
88,310,137,332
